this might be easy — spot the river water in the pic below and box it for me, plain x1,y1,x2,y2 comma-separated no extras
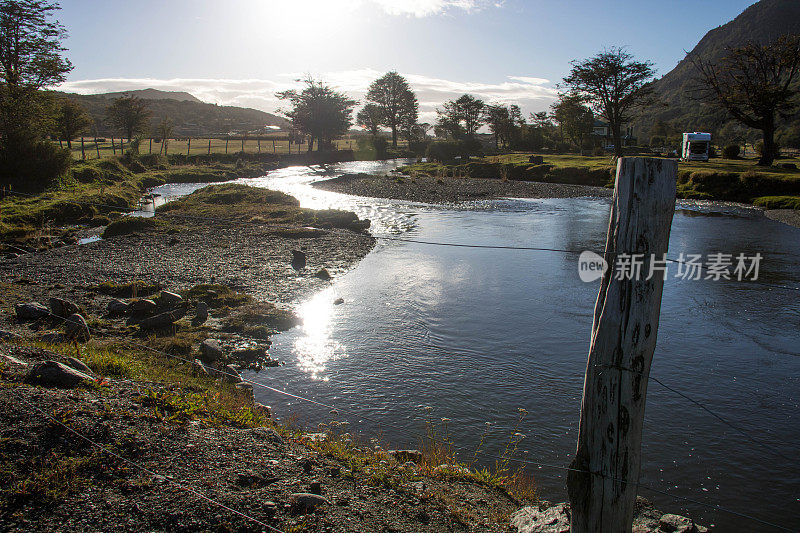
152,160,800,531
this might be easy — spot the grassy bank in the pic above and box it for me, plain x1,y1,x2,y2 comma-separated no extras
400,152,800,207
0,151,356,247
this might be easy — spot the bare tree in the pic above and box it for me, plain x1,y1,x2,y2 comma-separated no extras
562,48,656,158
690,35,800,166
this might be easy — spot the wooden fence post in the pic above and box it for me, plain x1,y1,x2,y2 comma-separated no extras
567,157,677,533
272,139,276,153
95,137,100,159
111,137,116,155
149,138,152,154
225,138,228,154
241,136,245,153
258,138,261,153
80,137,85,160
208,138,211,155
187,137,191,156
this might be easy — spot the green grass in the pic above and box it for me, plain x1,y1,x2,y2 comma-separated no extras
752,195,800,209
157,183,370,232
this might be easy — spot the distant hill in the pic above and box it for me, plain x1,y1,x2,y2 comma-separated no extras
52,88,288,137
98,88,203,103
634,0,800,147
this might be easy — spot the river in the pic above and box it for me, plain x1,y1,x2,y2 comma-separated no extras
149,159,800,531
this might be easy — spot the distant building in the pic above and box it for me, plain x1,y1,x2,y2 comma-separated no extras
591,120,637,149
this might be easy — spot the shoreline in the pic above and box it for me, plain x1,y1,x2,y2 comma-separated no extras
312,172,612,204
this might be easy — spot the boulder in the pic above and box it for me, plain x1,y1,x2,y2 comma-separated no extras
127,299,157,316
40,332,67,344
64,356,93,375
291,250,307,270
107,298,129,316
64,313,91,342
194,301,209,323
290,493,330,514
48,297,79,318
314,268,331,281
221,364,242,384
25,360,93,388
511,503,570,533
333,297,344,305
389,449,424,464
658,514,708,533
15,302,49,320
137,307,186,330
159,290,183,307
0,353,27,368
199,339,224,363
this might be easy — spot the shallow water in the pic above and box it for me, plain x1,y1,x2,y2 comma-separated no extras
152,160,800,530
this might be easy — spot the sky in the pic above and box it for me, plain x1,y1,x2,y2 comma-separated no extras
55,0,757,123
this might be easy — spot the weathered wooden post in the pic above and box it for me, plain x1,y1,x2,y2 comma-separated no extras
258,138,261,153
241,136,245,153
95,137,101,159
80,137,85,160
272,139,276,153
111,137,116,155
207,138,211,155
149,138,152,154
225,138,229,154
567,157,677,533
187,137,191,156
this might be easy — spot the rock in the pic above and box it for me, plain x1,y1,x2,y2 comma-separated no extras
199,339,224,363
291,250,307,270
107,298,129,316
235,382,253,394
389,449,424,464
0,353,27,368
333,298,344,305
64,356,93,375
0,330,21,341
309,481,322,495
159,290,183,307
25,360,93,388
290,493,330,514
528,155,545,164
127,299,157,316
40,332,67,344
48,297,79,318
511,503,570,533
253,402,271,419
314,268,331,281
659,514,707,533
194,301,209,323
137,307,186,330
15,302,49,320
236,471,264,487
252,427,282,443
221,364,242,384
64,313,91,342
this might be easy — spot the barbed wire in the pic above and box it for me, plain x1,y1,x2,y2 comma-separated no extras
7,390,287,533
6,307,797,531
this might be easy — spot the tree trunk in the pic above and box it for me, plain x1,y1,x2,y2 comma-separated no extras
307,136,314,153
612,123,623,158
391,125,398,148
567,158,677,533
66,139,71,150
758,116,777,166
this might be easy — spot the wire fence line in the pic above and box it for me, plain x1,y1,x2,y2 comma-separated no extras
8,390,287,533
4,189,799,295
6,306,797,532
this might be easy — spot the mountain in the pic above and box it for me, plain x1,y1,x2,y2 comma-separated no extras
634,0,800,146
53,88,288,137
97,88,203,103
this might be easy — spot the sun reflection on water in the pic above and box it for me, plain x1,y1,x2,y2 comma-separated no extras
293,287,344,380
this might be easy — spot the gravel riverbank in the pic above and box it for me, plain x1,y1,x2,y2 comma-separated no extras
312,173,612,204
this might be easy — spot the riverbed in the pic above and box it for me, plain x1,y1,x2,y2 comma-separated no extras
151,160,800,531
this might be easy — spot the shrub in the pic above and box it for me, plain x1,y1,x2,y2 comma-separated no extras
722,144,741,159
371,137,388,159
0,141,72,192
72,165,101,183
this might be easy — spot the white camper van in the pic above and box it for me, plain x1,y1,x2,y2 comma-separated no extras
682,132,712,161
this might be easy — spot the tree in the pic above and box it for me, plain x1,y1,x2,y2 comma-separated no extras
276,77,356,152
551,94,594,154
364,71,418,148
690,35,800,166
155,117,173,155
106,94,151,141
562,48,656,158
436,94,485,139
484,104,510,149
55,98,91,149
0,0,72,186
356,103,383,137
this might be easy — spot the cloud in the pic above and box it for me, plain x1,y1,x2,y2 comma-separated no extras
367,0,500,17
56,69,558,122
